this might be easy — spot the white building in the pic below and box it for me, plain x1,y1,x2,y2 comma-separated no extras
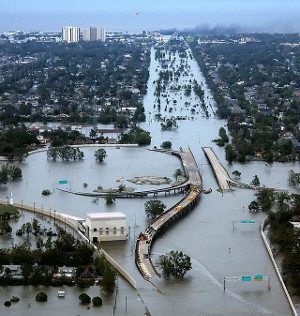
97,27,106,42
62,26,81,43
83,27,97,41
86,212,127,242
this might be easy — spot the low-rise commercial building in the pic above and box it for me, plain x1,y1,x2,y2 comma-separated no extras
86,212,127,242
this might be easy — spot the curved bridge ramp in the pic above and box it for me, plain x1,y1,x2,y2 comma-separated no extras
58,149,196,198
135,148,202,279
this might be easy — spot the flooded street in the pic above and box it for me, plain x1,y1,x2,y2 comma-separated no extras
0,41,297,315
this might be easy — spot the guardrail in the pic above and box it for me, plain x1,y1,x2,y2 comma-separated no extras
0,199,91,243
100,248,136,288
260,217,298,316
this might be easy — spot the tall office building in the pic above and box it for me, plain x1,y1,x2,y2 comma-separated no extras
83,27,97,41
62,27,81,43
96,27,106,42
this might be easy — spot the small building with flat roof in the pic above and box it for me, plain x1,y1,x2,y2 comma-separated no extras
86,212,127,242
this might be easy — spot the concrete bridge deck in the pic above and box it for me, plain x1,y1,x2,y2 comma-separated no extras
135,148,202,279
202,147,237,191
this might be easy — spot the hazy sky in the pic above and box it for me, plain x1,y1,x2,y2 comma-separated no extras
1,0,299,33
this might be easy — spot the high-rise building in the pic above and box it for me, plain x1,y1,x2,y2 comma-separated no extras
62,27,81,43
83,27,97,41
96,27,106,42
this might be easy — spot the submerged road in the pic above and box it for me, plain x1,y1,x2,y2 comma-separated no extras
137,43,294,315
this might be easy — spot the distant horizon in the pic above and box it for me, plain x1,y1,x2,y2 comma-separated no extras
0,0,299,34
0,15,299,35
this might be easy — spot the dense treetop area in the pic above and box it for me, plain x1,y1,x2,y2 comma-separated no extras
0,38,150,125
190,33,300,162
0,127,37,159
250,189,300,296
0,224,117,292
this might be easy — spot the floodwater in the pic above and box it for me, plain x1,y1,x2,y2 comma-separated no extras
0,42,298,315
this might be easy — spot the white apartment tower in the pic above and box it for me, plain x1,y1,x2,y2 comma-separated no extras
62,27,81,43
97,27,106,42
83,27,97,41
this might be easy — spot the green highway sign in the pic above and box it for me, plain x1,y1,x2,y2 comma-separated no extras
241,276,252,282
254,274,264,281
240,220,255,224
58,180,68,185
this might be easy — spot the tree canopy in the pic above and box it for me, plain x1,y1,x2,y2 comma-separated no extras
94,148,107,162
144,200,166,219
157,250,192,278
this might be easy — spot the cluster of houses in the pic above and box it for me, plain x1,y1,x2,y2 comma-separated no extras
198,35,300,156
0,33,151,128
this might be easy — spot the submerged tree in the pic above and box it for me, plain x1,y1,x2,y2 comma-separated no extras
8,165,22,180
0,219,12,234
94,255,117,293
232,170,241,179
288,170,300,187
161,118,178,131
105,191,115,205
157,250,192,278
79,293,91,304
255,188,274,213
101,264,117,294
248,200,260,213
251,175,260,187
47,146,84,161
0,165,8,185
144,200,166,219
36,292,47,302
94,148,107,162
161,141,172,149
225,144,236,163
174,168,183,179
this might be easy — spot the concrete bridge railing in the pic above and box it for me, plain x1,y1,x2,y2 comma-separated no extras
100,248,136,288
260,217,298,316
0,199,88,241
